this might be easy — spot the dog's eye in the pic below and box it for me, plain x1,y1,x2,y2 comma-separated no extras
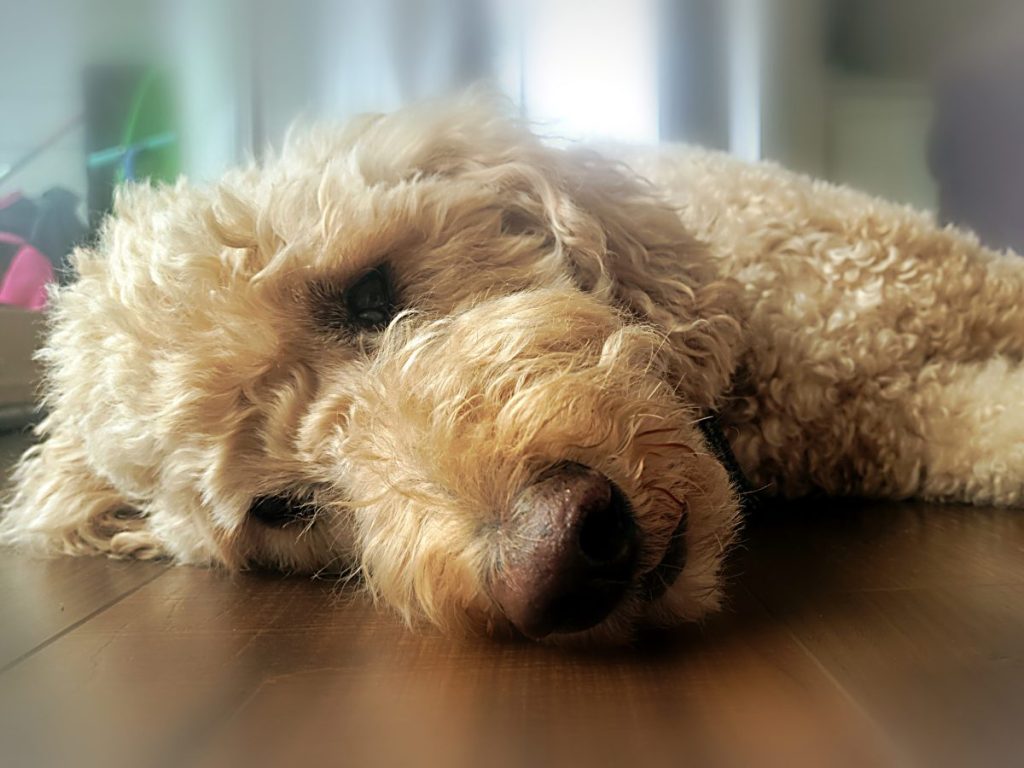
250,495,316,528
310,264,398,337
344,266,395,330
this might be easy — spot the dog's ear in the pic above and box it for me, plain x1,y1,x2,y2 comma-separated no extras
1,421,163,559
334,89,532,184
545,149,744,408
364,94,744,406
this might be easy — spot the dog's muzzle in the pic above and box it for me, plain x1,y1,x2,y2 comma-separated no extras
491,461,640,639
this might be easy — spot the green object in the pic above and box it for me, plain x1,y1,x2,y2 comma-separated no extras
86,70,181,184
86,132,176,170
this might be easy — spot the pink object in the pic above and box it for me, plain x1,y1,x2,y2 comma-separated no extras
0,192,22,210
0,232,54,310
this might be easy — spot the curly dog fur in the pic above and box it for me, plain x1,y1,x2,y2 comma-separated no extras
3,94,1022,642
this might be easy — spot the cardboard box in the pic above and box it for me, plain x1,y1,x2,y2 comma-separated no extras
0,307,45,428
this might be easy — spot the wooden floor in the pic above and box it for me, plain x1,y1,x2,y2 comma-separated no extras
2,431,1024,768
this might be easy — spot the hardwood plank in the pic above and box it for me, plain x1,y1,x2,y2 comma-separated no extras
1,565,896,768
741,501,1024,768
0,551,166,670
751,585,1024,768
741,499,1024,595
0,431,168,668
198,594,896,768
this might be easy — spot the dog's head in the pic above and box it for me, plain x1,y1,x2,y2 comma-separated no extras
8,94,744,643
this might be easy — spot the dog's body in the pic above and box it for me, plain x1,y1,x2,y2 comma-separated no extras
626,145,1024,506
3,97,1022,642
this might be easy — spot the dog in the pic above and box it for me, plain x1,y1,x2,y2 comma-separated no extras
3,94,1022,643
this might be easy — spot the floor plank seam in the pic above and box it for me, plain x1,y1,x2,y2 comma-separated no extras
742,584,919,768
0,565,169,675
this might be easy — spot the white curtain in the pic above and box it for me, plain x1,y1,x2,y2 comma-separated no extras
247,0,680,147
171,0,766,173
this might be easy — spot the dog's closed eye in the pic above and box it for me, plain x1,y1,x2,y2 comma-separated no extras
311,264,398,336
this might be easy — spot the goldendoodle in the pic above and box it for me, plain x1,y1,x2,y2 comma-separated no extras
3,95,1021,642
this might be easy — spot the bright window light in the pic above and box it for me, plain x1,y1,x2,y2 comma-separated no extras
516,0,660,144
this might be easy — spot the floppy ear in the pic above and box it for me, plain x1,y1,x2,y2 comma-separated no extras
367,92,744,407
1,418,162,559
297,95,743,408
542,148,744,409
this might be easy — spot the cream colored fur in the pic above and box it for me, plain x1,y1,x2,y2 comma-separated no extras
2,94,1021,642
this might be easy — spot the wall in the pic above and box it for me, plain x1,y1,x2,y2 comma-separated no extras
0,4,87,200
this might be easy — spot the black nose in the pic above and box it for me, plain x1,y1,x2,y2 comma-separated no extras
492,462,638,639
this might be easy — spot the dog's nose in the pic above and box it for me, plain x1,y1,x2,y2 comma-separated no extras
493,462,638,639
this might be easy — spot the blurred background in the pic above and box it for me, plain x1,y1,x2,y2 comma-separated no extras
1,0,1023,423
